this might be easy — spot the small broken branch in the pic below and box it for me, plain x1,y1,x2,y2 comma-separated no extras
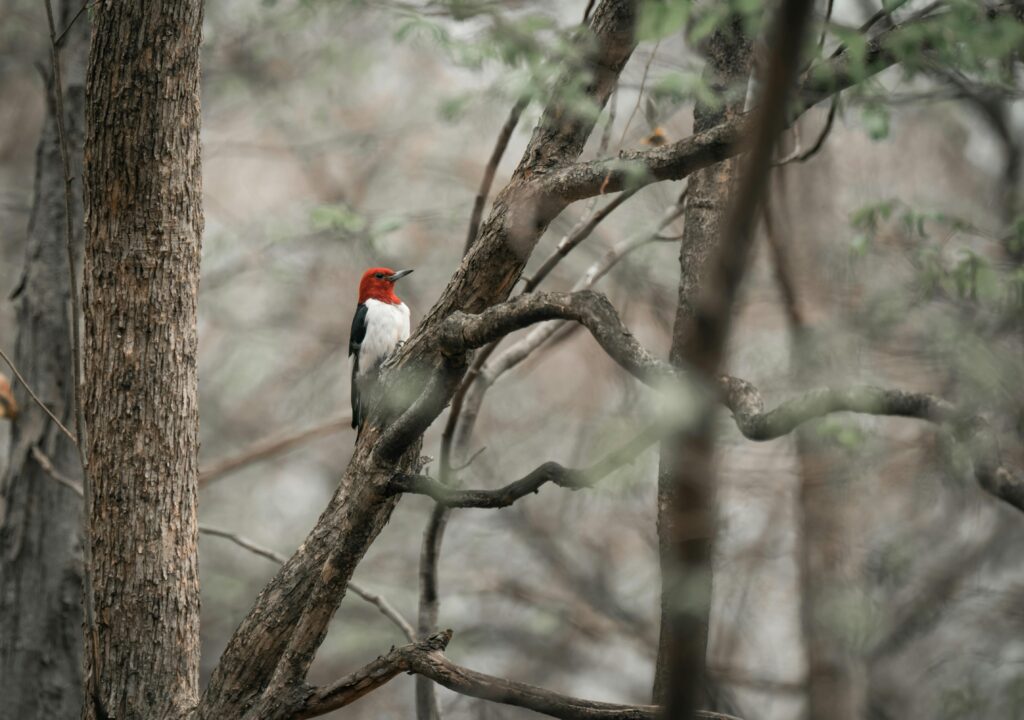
297,632,453,719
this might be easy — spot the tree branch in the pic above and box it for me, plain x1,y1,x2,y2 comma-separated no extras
718,377,1024,511
290,629,741,720
197,525,417,643
401,648,741,720
296,632,453,720
541,6,1015,202
391,427,657,509
464,98,528,254
199,414,352,487
0,348,77,444
438,290,671,385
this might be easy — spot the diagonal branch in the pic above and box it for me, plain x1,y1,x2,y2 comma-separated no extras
290,629,740,720
197,524,417,644
401,648,741,720
391,427,657,508
296,632,453,719
199,414,352,487
464,97,529,254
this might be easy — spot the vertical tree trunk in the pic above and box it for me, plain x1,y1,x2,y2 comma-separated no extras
0,3,87,718
653,19,751,705
82,2,204,718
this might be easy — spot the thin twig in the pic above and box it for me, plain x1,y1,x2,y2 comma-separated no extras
42,1,99,701
0,348,76,444
617,39,661,149
197,524,417,643
522,189,636,292
391,426,658,508
464,98,528,255
31,445,84,496
199,414,351,486
54,0,90,47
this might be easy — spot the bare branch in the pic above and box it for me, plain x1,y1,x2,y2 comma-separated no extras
292,630,743,720
31,446,84,496
401,648,742,720
199,414,352,487
522,189,636,292
391,427,657,509
438,290,671,384
464,98,528,254
197,525,417,643
0,348,77,445
297,632,453,720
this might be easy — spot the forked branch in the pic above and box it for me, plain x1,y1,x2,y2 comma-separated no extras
296,629,740,720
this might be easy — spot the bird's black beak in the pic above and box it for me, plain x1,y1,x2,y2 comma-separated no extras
387,269,414,282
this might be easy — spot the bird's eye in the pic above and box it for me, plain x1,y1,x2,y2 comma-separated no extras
375,273,384,279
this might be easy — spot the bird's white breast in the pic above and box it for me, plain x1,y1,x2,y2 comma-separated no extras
357,298,410,373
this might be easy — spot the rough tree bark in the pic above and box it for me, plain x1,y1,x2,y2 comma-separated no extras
0,2,87,717
81,2,204,718
653,14,752,707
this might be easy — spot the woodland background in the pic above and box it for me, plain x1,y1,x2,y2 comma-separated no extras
1,1,1023,719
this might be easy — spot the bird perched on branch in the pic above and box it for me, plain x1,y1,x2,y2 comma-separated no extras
349,267,413,431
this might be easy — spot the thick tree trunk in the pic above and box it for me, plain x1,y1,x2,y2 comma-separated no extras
0,3,87,717
82,2,204,718
653,19,751,706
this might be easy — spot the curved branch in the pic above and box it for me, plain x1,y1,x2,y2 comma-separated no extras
391,427,657,509
718,377,1024,511
438,290,671,385
403,648,740,720
292,629,740,720
199,414,351,487
297,632,453,719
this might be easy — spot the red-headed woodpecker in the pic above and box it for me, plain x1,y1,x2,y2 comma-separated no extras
349,267,413,430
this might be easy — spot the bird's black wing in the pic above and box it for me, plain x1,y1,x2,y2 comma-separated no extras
349,303,369,429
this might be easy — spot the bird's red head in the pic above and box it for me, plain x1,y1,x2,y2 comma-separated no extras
358,267,413,305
